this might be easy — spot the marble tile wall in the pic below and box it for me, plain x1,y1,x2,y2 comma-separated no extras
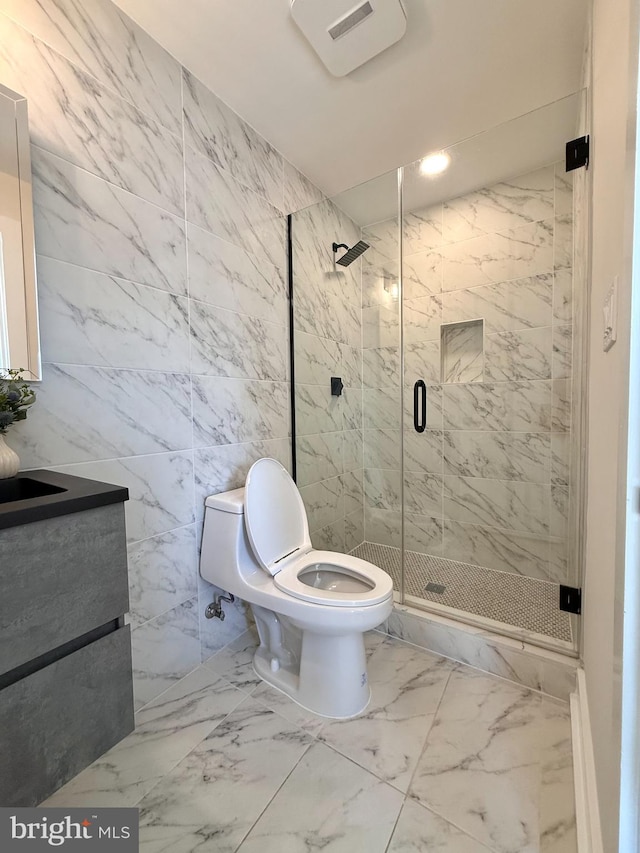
292,199,364,551
0,0,323,708
363,164,574,585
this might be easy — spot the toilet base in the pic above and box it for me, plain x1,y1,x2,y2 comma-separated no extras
252,605,371,719
252,628,371,719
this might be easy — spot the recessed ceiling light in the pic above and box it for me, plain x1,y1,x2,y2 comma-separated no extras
419,152,450,176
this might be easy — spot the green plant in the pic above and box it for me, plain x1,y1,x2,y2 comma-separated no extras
0,369,36,434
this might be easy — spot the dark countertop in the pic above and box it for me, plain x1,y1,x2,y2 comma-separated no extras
0,469,129,530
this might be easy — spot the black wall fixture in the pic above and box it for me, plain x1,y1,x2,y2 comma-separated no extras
331,377,344,396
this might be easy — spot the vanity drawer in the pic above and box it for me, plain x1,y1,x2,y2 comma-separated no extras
0,624,134,807
0,503,129,675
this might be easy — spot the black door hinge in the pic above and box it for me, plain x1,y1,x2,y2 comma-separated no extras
566,136,589,172
559,585,582,614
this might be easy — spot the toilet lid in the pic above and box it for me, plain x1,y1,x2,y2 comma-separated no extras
244,458,311,576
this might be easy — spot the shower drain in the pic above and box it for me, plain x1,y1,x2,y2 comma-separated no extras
425,582,446,594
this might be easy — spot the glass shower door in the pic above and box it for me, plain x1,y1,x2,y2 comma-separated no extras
398,93,586,652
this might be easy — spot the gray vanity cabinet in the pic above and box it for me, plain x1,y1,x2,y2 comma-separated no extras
0,471,134,806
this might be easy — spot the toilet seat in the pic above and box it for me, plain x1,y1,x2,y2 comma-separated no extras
273,550,393,607
245,458,392,608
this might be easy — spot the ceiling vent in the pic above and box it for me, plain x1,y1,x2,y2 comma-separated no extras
290,0,407,77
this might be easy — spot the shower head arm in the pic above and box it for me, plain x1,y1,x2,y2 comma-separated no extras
332,242,349,254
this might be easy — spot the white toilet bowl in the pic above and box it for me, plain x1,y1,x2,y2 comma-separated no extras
199,457,393,718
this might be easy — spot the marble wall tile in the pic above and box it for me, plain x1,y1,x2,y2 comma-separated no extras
362,263,399,310
299,476,344,532
443,381,551,432
345,508,365,551
550,486,569,540
340,344,363,389
131,597,200,709
403,249,443,299
365,467,401,512
363,387,402,430
554,215,573,269
38,257,190,372
32,148,187,294
552,379,571,432
404,472,443,518
187,224,286,326
365,507,402,549
296,432,343,487
183,69,283,210
185,147,285,270
363,305,400,349
12,363,192,467
343,429,363,472
192,377,289,448
342,469,364,515
283,160,324,214
553,269,573,325
403,204,443,254
363,218,400,261
52,451,195,545
443,431,551,483
441,321,484,384
442,166,554,244
312,518,346,552
442,520,549,580
365,428,401,470
363,347,400,389
0,0,183,135
128,525,198,629
343,388,363,431
198,576,253,661
0,15,184,216
404,340,441,386
404,429,443,474
485,327,552,382
404,294,443,344
190,301,288,381
441,219,554,292
554,162,573,217
296,384,343,436
294,331,341,385
444,475,550,536
441,274,553,334
405,514,444,556
552,325,573,380
551,433,570,486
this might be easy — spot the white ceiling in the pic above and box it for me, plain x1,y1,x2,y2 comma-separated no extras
113,0,588,198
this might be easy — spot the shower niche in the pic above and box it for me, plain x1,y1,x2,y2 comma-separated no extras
440,319,484,384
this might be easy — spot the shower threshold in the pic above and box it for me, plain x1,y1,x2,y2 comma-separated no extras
351,542,573,646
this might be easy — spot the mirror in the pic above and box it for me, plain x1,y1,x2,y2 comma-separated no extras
0,85,40,380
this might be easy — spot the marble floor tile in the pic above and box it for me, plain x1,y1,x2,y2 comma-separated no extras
204,628,262,693
137,697,313,853
319,637,454,792
387,798,494,853
409,668,544,853
236,741,403,853
43,666,245,808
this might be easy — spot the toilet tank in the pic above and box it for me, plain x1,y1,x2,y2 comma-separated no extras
200,487,254,590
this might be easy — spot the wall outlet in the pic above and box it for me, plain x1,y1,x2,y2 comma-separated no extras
603,277,618,352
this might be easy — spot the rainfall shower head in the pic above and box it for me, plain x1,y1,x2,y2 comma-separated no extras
332,240,370,266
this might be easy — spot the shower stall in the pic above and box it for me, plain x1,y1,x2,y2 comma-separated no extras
289,92,589,656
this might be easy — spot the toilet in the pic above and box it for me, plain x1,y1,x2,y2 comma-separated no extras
199,457,393,718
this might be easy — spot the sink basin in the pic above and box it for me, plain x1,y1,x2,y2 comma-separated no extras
0,476,67,504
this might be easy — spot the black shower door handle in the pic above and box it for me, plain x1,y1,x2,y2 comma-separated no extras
414,380,426,433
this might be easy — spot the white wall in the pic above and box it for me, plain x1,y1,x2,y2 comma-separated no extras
584,0,639,847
